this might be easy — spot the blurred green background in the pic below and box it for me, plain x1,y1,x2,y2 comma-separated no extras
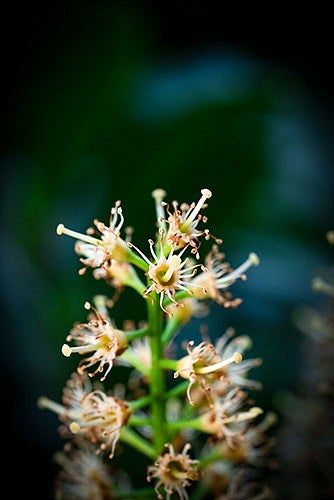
1,2,333,498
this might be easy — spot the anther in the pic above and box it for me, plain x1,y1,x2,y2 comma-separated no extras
69,422,81,434
37,396,48,409
249,407,263,418
233,352,242,364
249,252,260,266
56,223,64,235
152,188,167,200
327,230,334,244
62,344,72,357
201,189,212,199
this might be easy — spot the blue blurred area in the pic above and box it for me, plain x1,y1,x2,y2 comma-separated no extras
1,2,333,497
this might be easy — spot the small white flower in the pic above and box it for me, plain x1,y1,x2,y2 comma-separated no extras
56,200,133,275
152,188,216,258
199,388,263,448
54,441,113,499
191,245,260,307
174,327,262,406
38,372,131,458
61,300,127,381
147,443,202,500
128,237,205,317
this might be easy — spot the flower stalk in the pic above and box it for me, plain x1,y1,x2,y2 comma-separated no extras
147,291,168,454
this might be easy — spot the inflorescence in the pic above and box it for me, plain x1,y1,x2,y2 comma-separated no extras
39,188,276,499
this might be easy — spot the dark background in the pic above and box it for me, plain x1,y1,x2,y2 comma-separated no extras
1,2,333,498
2,2,334,125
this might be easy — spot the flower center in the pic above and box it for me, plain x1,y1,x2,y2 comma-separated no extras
168,460,188,480
155,256,182,285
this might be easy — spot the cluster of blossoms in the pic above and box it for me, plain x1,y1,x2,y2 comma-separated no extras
277,230,334,499
39,189,276,499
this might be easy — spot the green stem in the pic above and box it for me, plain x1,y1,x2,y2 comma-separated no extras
159,358,178,371
130,394,152,411
126,276,147,296
120,427,156,461
165,289,192,304
127,249,150,272
161,316,180,346
147,291,166,454
126,327,149,342
167,418,203,432
164,380,189,400
128,415,152,427
120,350,150,377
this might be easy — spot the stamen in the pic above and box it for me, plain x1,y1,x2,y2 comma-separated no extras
83,299,107,323
261,411,278,430
92,295,109,316
195,352,242,374
223,406,263,424
152,189,167,225
37,397,67,416
312,277,334,297
181,443,192,455
219,252,259,286
69,416,118,431
181,189,212,229
162,255,182,282
56,224,104,247
62,343,99,356
127,241,152,265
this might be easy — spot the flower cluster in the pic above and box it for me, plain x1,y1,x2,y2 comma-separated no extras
39,189,276,499
277,230,334,499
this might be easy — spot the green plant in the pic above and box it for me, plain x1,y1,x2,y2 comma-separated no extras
38,188,276,499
